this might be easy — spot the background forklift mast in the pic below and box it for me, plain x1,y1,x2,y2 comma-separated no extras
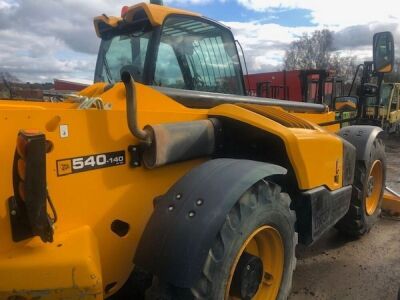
245,69,344,107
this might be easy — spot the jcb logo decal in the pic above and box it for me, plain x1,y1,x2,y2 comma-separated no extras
56,151,125,176
57,160,73,176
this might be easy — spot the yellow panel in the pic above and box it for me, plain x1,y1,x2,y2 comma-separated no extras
0,84,207,299
292,111,340,133
124,3,200,26
0,82,344,298
0,226,103,299
383,192,400,215
94,2,200,37
209,104,343,191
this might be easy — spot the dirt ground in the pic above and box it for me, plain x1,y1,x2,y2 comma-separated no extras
289,135,400,300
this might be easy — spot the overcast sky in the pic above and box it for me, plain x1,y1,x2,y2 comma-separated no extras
0,0,399,83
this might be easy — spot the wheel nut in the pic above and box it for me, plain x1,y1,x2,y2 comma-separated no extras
188,211,195,218
168,205,174,211
196,199,203,206
176,193,182,200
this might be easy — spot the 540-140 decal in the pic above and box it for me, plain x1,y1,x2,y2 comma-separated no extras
56,151,125,176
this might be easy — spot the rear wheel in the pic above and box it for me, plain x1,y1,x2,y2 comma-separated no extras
336,137,386,236
146,180,297,300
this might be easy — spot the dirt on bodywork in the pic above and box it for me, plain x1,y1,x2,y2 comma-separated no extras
290,134,400,300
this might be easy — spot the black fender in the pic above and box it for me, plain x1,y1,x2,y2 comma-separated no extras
133,158,286,288
338,125,383,162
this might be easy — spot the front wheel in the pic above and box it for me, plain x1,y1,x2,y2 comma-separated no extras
146,180,297,300
336,137,386,236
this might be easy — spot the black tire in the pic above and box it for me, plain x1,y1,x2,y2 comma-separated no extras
336,137,386,236
146,180,297,300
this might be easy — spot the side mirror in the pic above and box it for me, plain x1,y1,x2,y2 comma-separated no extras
373,31,395,73
333,96,358,112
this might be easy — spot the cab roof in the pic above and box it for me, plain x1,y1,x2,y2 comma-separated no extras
94,2,200,38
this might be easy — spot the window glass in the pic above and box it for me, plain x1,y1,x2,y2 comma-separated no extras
154,42,185,88
379,84,393,107
97,28,151,83
154,16,244,95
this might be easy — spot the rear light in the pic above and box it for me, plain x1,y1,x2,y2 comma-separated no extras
121,5,129,17
9,130,55,243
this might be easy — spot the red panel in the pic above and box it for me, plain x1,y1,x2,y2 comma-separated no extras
244,70,302,101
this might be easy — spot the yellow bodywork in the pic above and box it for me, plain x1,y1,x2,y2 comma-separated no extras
0,2,347,299
0,82,344,299
93,2,200,38
383,189,400,217
366,83,400,129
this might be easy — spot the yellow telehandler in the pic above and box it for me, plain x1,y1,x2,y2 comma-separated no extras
0,2,397,299
365,82,400,133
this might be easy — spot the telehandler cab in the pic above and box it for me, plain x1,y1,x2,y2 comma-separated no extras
0,2,395,300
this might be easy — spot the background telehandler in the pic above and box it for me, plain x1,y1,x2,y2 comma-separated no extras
0,1,396,299
365,82,400,133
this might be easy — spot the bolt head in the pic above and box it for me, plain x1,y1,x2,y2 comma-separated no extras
10,210,16,216
176,193,182,200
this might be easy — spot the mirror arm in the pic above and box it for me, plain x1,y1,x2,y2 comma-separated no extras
348,64,364,96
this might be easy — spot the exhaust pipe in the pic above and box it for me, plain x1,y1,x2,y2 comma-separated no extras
121,70,218,169
121,71,152,146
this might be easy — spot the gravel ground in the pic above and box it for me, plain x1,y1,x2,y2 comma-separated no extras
289,135,400,300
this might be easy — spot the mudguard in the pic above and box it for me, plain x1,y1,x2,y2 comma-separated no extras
338,125,383,161
134,158,286,288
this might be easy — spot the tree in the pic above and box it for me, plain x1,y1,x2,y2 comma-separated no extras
284,29,356,81
330,53,357,81
284,29,333,70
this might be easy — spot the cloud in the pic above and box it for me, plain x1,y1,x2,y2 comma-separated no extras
225,21,317,72
225,19,400,73
0,0,399,82
0,0,141,82
236,0,400,28
333,23,400,50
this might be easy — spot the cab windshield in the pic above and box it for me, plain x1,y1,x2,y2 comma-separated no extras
94,21,152,84
94,16,245,95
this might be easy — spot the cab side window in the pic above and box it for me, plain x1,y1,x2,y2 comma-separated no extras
154,16,244,95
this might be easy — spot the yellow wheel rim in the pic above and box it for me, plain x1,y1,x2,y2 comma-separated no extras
225,225,284,300
365,160,383,216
